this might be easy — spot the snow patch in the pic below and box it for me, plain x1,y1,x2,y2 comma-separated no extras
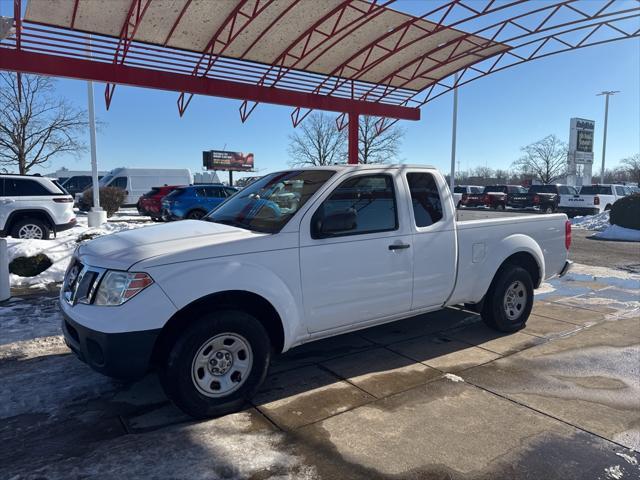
605,465,624,479
5,212,151,288
616,452,638,466
571,211,610,231
592,224,640,242
444,373,464,383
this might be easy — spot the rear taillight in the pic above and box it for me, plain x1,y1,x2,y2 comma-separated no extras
461,194,468,203
593,196,600,205
565,220,572,250
53,197,73,203
483,194,490,204
533,195,540,204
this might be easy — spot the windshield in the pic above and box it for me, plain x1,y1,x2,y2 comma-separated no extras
580,185,612,195
205,170,336,233
99,174,114,186
529,185,557,194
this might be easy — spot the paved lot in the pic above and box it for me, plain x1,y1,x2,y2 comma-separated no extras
458,208,640,271
1,263,639,479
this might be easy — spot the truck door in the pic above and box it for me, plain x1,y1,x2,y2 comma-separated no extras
299,171,413,333
403,171,457,310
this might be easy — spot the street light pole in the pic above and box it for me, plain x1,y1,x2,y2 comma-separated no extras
596,90,619,183
449,72,459,191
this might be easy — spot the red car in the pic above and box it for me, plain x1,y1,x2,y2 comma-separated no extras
137,185,183,220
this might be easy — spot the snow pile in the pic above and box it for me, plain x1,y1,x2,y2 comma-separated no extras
571,211,610,231
5,210,151,288
592,224,640,242
444,373,464,383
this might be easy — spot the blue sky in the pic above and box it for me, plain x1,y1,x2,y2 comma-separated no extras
16,17,637,180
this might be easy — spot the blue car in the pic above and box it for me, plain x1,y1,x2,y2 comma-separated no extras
161,184,238,220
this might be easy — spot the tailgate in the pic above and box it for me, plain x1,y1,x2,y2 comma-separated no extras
562,194,593,208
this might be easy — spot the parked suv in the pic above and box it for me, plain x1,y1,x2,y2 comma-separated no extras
0,174,76,239
161,184,238,220
137,185,183,221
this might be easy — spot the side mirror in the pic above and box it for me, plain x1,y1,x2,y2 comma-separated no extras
315,209,357,238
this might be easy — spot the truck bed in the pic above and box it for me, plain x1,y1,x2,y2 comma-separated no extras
449,213,568,305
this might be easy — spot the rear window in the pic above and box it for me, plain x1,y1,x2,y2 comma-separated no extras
529,185,557,194
453,186,466,194
580,185,612,195
145,187,161,196
165,188,186,199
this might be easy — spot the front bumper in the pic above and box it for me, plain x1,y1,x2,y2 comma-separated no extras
62,312,160,380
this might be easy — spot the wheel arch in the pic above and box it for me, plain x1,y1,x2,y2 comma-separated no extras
152,290,285,367
6,209,55,232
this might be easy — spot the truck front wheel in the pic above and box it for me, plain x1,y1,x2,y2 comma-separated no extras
160,310,271,418
481,265,533,332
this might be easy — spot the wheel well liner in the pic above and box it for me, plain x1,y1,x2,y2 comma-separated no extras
6,209,54,231
152,290,285,365
496,251,541,288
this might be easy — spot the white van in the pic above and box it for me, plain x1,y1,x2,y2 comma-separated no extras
94,168,191,206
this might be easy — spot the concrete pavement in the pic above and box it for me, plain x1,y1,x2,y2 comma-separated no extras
1,266,639,479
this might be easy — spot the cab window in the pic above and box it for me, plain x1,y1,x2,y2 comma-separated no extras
311,174,397,239
407,172,443,227
110,177,128,189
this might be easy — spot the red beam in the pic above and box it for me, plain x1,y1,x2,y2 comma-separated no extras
0,50,420,121
348,112,359,164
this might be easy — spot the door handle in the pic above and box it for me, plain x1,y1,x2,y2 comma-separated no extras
388,243,410,250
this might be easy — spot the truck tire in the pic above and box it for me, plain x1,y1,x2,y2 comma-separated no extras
544,205,555,214
481,265,533,333
159,310,271,418
496,204,505,211
11,217,50,240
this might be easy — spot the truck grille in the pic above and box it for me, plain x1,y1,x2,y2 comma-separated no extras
63,259,105,305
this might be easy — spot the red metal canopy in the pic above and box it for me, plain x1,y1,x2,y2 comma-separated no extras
1,0,638,164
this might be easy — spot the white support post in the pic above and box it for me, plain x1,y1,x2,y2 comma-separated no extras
0,239,10,302
450,72,459,191
86,37,107,227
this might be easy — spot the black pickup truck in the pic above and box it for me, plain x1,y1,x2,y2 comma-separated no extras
509,184,579,213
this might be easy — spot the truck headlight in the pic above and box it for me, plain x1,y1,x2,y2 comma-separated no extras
94,271,154,306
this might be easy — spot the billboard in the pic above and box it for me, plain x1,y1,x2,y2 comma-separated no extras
202,150,254,171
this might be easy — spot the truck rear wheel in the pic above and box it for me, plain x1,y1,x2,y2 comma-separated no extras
481,265,533,333
159,310,271,418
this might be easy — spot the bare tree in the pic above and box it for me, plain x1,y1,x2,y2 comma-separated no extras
358,116,404,164
472,166,494,179
0,73,88,174
512,135,567,184
621,153,640,183
288,112,345,166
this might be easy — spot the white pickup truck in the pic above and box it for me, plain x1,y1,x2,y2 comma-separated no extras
561,184,628,216
60,165,572,417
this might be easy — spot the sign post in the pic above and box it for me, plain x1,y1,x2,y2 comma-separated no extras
567,118,594,186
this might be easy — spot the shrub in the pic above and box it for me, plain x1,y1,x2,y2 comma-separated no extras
609,193,640,230
81,187,126,217
9,254,53,277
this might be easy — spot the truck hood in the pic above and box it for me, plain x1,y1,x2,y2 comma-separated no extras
78,220,267,270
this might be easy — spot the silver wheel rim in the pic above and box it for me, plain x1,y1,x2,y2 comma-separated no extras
18,224,44,239
191,333,253,398
503,280,527,321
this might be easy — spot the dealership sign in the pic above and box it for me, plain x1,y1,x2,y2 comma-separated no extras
202,150,254,171
568,118,594,164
